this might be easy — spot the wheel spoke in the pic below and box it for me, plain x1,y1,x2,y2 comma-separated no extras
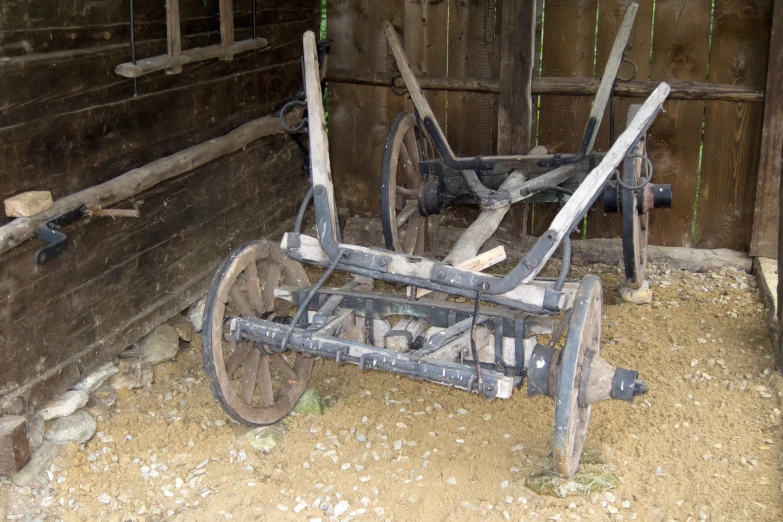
243,262,265,315
396,201,418,228
270,354,298,383
258,354,275,407
229,287,255,318
404,213,421,254
399,143,421,189
261,263,282,311
225,343,251,375
240,348,261,404
396,186,417,199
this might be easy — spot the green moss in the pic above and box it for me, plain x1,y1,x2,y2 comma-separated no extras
245,424,285,453
293,388,326,416
525,471,618,498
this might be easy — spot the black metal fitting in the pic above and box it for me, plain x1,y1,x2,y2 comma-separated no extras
527,344,557,397
422,118,495,171
34,205,87,265
418,181,440,216
611,367,639,402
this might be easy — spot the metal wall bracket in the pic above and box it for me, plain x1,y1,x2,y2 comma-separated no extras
34,205,86,265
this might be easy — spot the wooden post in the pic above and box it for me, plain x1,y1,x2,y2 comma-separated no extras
496,0,536,238
219,0,235,61
0,416,30,476
165,0,182,74
753,0,783,259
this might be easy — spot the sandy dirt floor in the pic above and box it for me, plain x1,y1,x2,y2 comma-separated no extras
2,259,782,522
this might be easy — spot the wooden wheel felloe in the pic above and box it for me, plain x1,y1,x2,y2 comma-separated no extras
202,240,313,426
621,105,649,288
381,112,433,255
553,275,603,477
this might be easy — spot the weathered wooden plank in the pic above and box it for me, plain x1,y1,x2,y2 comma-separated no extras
751,0,783,259
220,0,237,50
636,0,713,248
0,416,30,476
0,136,307,415
449,0,498,156
326,0,375,213
116,37,268,78
0,19,313,126
587,0,653,239
325,69,766,102
696,0,773,250
532,0,598,236
0,59,302,224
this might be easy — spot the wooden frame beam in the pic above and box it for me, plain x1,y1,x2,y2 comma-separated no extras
165,0,182,74
325,69,764,103
753,0,783,258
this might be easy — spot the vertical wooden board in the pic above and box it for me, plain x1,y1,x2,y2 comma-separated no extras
326,0,373,213
532,0,598,236
447,0,497,156
404,0,449,127
751,0,783,259
639,0,713,248
586,0,653,239
696,0,772,250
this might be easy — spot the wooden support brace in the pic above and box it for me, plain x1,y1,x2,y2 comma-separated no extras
407,246,507,298
0,416,30,476
165,0,182,74
384,318,428,353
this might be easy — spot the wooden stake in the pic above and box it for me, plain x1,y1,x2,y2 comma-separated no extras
0,416,30,476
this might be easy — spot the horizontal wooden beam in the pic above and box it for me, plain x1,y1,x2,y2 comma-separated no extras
0,108,302,256
325,69,764,103
115,38,268,78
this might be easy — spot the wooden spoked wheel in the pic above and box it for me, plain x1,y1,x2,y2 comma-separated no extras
381,112,434,255
553,275,602,477
621,105,649,289
202,240,313,426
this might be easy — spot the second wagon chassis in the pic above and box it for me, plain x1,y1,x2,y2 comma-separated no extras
379,2,672,289
201,27,672,478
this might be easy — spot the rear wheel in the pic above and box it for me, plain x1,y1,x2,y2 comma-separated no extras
621,105,649,288
202,240,312,425
381,112,433,255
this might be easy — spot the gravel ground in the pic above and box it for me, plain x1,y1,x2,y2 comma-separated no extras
2,261,781,522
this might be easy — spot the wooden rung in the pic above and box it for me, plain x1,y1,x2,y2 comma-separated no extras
166,0,182,74
407,246,507,298
219,0,235,61
0,416,30,476
115,38,268,78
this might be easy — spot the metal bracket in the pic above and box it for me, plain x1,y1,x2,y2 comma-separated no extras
34,205,87,265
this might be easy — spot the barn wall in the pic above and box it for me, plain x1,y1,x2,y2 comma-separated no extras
0,0,319,415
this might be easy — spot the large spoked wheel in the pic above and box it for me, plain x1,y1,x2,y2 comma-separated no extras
553,275,603,477
621,105,649,288
381,112,433,255
202,240,313,426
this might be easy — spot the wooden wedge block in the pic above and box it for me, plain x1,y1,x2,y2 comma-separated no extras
384,318,428,352
4,191,53,218
407,246,507,298
0,416,30,476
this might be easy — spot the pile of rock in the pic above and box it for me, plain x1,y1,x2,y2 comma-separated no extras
9,313,196,487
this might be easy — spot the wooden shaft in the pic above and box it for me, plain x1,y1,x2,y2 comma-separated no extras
0,108,303,256
325,69,764,103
